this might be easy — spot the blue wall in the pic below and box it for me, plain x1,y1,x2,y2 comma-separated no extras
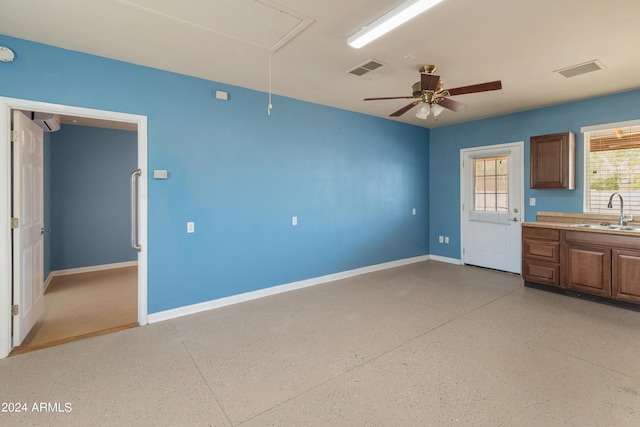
48,125,137,271
429,89,640,259
0,35,430,313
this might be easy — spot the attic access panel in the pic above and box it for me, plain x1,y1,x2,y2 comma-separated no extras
122,0,313,51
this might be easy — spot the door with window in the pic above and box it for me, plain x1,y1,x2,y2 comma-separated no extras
461,142,524,273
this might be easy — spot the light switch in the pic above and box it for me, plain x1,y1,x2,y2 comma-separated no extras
153,170,168,179
529,198,536,206
187,222,195,233
412,208,417,215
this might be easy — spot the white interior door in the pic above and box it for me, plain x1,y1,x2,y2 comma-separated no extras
12,110,45,345
461,142,523,273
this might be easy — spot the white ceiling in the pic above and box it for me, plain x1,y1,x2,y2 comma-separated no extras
2,0,640,129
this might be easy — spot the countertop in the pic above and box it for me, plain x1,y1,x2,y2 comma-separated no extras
522,211,640,237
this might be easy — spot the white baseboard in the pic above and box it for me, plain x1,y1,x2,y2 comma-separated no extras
43,273,54,291
428,255,463,265
148,255,432,324
45,261,138,289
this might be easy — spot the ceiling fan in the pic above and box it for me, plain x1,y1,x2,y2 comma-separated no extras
364,65,502,120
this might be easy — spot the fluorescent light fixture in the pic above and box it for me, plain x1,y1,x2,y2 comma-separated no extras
347,0,445,48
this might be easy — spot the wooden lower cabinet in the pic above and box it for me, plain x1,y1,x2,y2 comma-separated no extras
612,249,640,304
522,227,561,286
522,225,640,308
564,244,611,297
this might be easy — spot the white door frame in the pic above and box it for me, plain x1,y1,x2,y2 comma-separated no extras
459,141,524,271
0,97,148,358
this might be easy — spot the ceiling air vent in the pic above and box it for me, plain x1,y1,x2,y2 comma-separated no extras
554,59,605,78
347,59,393,80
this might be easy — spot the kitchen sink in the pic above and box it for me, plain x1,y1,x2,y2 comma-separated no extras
570,223,640,232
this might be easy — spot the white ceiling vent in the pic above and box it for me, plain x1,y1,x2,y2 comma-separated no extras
554,60,605,78
347,59,393,80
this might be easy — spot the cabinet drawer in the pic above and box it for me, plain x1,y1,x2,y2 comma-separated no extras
522,260,560,286
565,230,640,250
523,227,560,242
523,239,560,262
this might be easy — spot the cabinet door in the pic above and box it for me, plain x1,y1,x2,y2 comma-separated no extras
530,132,575,189
612,249,640,304
565,244,611,297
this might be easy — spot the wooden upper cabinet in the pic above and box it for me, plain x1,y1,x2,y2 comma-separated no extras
530,132,575,189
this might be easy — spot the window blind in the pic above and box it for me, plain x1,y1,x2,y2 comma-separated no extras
585,125,640,215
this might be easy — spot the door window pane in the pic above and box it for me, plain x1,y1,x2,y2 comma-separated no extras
473,156,509,212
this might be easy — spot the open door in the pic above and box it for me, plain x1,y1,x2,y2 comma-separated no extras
11,110,45,345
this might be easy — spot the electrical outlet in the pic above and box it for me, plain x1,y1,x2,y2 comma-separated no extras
292,216,298,226
412,208,417,215
530,197,536,206
187,222,195,233
439,236,444,243
445,236,449,244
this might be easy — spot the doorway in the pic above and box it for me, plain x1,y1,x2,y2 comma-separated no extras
0,97,148,359
15,266,139,354
460,142,524,273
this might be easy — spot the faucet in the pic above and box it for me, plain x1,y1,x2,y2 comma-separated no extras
607,192,633,225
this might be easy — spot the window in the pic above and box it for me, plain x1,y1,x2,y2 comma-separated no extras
584,124,640,215
473,156,509,212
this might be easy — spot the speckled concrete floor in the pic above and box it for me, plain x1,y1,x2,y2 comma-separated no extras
1,261,639,426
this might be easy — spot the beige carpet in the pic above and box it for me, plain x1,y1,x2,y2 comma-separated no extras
19,266,138,350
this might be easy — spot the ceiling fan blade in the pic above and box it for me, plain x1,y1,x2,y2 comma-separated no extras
446,80,502,96
438,97,467,112
390,101,420,117
421,73,440,91
364,96,417,101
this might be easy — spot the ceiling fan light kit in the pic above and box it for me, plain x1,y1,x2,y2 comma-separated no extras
415,103,430,119
347,0,445,48
415,102,445,120
431,103,444,117
364,64,502,121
